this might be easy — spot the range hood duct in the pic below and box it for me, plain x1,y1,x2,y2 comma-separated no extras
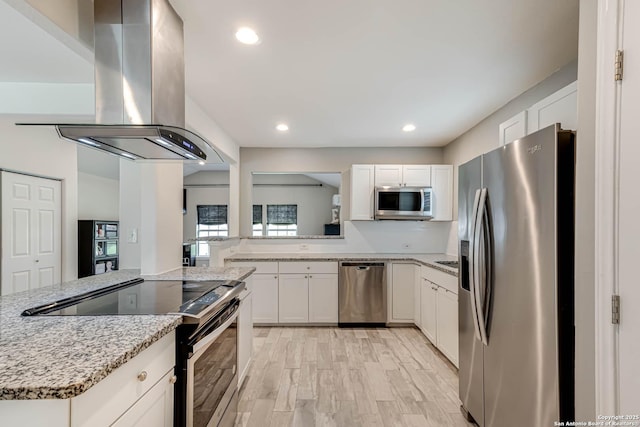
21,0,220,162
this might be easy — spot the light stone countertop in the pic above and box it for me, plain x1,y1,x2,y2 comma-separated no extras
0,266,254,400
226,252,459,276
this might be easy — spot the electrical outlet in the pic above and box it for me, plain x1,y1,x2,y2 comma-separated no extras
128,228,138,243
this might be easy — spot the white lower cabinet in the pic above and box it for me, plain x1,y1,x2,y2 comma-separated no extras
227,261,338,325
279,274,309,323
0,332,177,427
111,371,174,427
390,263,418,322
251,274,279,323
420,279,438,344
308,274,338,323
225,262,279,324
71,332,176,427
237,291,253,387
419,266,459,367
436,287,459,367
414,275,421,327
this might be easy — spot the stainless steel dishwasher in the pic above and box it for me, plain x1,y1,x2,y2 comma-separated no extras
338,262,386,326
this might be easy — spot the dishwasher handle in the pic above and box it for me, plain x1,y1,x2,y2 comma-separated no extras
340,262,385,268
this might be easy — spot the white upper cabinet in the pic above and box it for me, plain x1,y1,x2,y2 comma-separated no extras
430,165,453,221
499,81,577,147
499,111,528,146
374,165,431,187
350,164,375,220
526,81,577,134
374,165,403,187
402,165,432,187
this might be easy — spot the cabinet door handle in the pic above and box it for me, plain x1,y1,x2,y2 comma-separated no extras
137,371,148,382
169,375,177,384
309,275,312,279
305,275,308,279
274,276,278,279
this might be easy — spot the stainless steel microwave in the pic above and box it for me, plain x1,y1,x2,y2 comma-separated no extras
374,186,433,220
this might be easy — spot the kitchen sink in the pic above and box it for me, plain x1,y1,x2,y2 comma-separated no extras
435,260,459,269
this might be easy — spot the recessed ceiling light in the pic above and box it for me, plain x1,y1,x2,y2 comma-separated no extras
198,161,205,166
235,27,260,45
402,124,416,132
276,123,289,132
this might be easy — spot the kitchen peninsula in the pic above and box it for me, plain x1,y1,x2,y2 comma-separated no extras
0,266,254,426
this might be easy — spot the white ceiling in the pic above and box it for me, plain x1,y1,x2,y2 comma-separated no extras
170,0,579,148
2,0,579,154
0,0,93,83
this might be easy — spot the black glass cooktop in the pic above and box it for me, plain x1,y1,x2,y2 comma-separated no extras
21,279,243,317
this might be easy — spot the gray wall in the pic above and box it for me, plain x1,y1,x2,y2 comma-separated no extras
239,147,444,236
441,9,597,414
575,0,596,419
253,174,338,236
443,60,578,219
183,171,230,241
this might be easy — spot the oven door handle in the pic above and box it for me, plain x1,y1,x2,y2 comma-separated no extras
191,310,239,354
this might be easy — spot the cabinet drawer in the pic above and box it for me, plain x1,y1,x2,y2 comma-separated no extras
227,261,278,274
71,332,175,427
279,261,338,274
420,265,458,294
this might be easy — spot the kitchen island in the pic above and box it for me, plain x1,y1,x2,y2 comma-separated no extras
0,266,254,425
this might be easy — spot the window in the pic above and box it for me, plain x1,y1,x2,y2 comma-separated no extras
196,205,228,256
252,205,263,237
266,204,297,236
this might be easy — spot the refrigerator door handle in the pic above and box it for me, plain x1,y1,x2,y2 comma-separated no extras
468,189,483,342
474,188,489,346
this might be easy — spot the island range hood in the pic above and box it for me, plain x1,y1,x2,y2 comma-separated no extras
21,0,221,162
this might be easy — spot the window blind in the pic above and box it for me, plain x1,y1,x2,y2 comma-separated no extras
267,204,297,225
253,205,263,224
197,205,228,225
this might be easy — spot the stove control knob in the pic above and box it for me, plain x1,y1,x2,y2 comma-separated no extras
137,371,148,382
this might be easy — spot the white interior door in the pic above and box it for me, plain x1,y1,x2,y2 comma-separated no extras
617,0,640,413
1,171,61,295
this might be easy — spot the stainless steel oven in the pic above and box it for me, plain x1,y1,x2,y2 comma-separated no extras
20,277,246,427
176,299,240,427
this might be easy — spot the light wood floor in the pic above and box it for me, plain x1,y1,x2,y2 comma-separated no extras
236,327,475,427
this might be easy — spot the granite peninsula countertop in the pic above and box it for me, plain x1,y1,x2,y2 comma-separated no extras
226,252,458,276
0,266,255,400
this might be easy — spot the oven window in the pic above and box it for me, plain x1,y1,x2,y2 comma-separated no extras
192,326,237,427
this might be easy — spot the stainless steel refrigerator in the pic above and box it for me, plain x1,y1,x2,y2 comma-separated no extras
458,124,575,427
